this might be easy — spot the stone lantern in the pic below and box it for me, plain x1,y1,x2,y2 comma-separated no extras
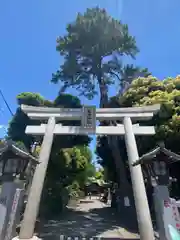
132,142,180,186
0,140,38,181
0,140,38,240
132,142,180,240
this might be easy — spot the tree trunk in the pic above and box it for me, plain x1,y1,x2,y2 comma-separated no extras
98,76,137,228
99,81,108,108
98,76,129,187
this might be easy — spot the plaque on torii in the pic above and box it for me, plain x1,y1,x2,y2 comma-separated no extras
81,105,96,133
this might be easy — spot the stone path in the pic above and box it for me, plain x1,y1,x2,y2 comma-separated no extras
38,197,140,239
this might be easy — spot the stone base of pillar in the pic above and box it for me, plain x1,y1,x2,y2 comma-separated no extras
12,236,41,240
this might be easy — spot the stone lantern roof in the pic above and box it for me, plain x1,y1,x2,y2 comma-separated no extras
132,142,180,167
0,140,38,164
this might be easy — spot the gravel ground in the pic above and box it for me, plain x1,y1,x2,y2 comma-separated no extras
38,197,140,239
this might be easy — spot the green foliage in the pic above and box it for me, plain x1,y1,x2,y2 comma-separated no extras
119,75,180,197
7,92,53,149
119,75,180,152
119,64,151,94
95,168,104,180
85,163,96,178
8,91,94,215
17,92,53,107
98,75,180,197
51,7,139,99
86,173,105,187
54,94,81,108
7,108,34,149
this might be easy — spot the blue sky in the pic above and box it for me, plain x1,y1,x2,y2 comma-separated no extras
0,0,180,162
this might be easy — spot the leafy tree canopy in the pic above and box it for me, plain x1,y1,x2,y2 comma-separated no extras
98,75,180,197
51,7,140,100
118,75,180,153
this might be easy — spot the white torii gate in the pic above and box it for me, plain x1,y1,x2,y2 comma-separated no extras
18,104,160,240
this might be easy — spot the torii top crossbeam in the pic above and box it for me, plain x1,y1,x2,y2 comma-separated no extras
21,104,160,121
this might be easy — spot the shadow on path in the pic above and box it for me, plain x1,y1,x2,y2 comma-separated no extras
38,200,139,239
